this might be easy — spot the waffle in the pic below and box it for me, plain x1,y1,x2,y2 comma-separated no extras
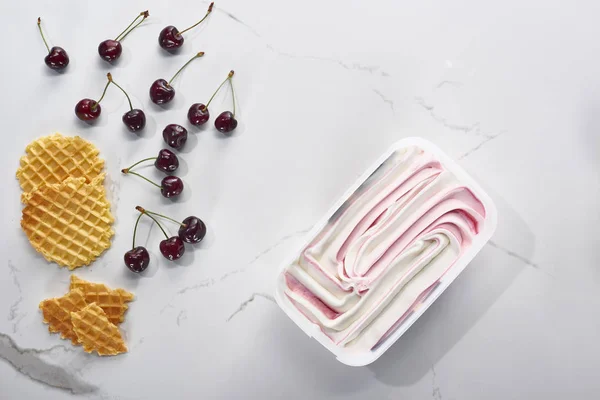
16,133,105,196
71,303,128,356
39,288,87,345
69,275,134,324
21,175,114,270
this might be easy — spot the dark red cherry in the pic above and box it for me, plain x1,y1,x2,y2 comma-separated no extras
37,18,69,71
124,246,150,273
150,79,175,105
178,216,206,244
122,109,146,132
159,236,185,260
98,39,122,62
162,124,187,149
75,99,101,121
158,26,184,50
160,176,184,198
215,111,237,133
45,47,69,70
155,149,179,173
187,103,209,126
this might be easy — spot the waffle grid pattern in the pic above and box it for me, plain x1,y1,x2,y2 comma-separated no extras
21,176,114,269
16,133,104,194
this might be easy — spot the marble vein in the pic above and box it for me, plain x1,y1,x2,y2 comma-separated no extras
372,89,395,113
266,44,391,77
226,293,275,322
414,97,489,137
431,364,443,400
7,260,25,333
435,80,463,89
0,332,96,395
177,278,216,295
176,310,187,327
457,131,506,160
487,240,541,270
217,8,261,38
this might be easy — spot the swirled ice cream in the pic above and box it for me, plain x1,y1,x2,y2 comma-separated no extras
279,145,487,353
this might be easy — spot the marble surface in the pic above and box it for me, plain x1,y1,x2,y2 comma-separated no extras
1,0,599,399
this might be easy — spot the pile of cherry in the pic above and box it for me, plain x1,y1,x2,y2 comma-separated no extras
36,4,228,273
38,3,237,135
125,206,207,272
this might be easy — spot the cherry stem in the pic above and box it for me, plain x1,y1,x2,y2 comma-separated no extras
138,208,186,227
204,70,235,110
230,74,236,117
122,157,157,172
136,206,169,239
37,17,50,53
131,212,143,249
122,170,162,190
115,10,149,42
177,2,214,36
91,77,112,111
107,73,133,110
169,52,205,85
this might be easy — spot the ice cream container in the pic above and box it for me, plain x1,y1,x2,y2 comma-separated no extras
275,137,498,366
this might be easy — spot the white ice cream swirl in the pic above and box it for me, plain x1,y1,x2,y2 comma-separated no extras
282,146,486,351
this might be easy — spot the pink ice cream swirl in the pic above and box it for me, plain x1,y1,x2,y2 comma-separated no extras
282,146,486,351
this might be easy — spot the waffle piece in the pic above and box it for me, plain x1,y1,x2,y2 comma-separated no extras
39,288,87,345
71,303,127,356
16,133,105,195
21,176,114,270
70,275,134,324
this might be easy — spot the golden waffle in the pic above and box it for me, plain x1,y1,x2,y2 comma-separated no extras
21,175,114,270
16,133,105,195
39,288,87,345
71,303,128,356
69,275,134,324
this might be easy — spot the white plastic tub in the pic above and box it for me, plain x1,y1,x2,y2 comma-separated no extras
275,137,498,366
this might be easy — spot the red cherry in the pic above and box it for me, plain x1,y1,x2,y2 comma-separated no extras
158,3,213,51
37,18,69,71
98,11,148,63
149,52,205,105
75,99,101,121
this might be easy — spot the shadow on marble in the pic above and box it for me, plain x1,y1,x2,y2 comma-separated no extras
368,184,536,386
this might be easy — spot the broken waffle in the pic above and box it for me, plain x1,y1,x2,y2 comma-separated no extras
70,275,134,324
71,303,128,356
39,288,88,345
21,175,114,270
16,133,105,196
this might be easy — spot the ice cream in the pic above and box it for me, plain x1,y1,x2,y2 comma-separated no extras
279,145,487,352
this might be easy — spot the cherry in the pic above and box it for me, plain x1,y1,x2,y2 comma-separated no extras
163,124,188,149
37,18,69,71
75,99,101,121
121,168,183,198
159,237,185,261
75,75,111,121
215,111,238,133
161,176,184,198
122,109,146,132
98,11,148,62
124,212,150,273
187,103,209,126
134,207,206,245
155,149,179,173
179,216,206,244
149,52,205,105
159,3,214,51
188,70,238,133
98,40,122,62
124,247,150,273
135,207,186,261
122,150,179,176
107,73,146,132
